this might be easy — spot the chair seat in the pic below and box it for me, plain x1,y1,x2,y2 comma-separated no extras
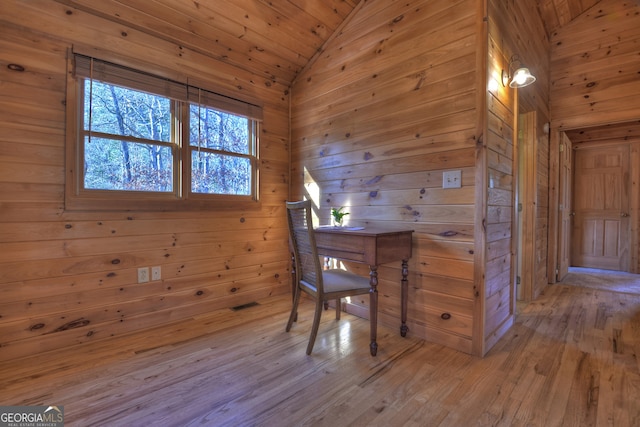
323,269,370,293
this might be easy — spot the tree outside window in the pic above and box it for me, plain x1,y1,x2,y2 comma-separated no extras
66,53,261,211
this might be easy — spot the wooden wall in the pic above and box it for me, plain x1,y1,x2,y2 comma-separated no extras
486,0,552,348
550,0,640,131
487,0,550,307
547,0,640,279
0,0,563,361
291,0,482,354
0,0,291,362
290,0,550,356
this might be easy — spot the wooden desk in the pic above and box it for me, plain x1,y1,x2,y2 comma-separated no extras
314,226,413,356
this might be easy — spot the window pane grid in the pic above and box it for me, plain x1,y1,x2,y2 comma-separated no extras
84,80,172,143
191,151,251,195
83,137,174,192
81,130,175,148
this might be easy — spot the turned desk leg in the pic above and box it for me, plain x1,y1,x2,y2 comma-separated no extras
369,265,378,356
400,259,409,337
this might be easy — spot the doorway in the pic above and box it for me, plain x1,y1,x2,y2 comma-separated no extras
552,123,640,287
556,143,639,295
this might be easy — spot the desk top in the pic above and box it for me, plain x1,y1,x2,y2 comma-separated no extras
314,226,413,265
315,225,414,236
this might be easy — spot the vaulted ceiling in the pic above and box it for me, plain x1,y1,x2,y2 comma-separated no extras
53,0,361,86
535,0,602,36
54,0,600,86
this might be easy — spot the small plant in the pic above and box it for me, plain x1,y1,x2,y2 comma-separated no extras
331,206,349,226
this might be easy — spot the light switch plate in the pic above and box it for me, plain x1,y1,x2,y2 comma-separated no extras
442,170,462,189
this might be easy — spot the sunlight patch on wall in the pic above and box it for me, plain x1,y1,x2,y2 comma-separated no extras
303,166,320,224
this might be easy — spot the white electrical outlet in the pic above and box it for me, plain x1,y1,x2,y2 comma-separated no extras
137,267,149,283
442,170,462,189
151,266,161,281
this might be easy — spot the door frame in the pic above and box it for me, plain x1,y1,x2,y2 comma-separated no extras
515,112,537,301
552,136,638,277
556,132,572,281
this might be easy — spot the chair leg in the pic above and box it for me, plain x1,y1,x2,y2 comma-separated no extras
306,298,324,355
335,298,341,320
286,286,301,332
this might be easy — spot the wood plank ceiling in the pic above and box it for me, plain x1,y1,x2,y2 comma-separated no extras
54,0,601,87
565,121,640,144
541,0,640,140
54,0,634,143
535,0,602,36
53,0,361,86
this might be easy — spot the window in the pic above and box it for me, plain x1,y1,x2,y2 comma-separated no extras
66,53,262,210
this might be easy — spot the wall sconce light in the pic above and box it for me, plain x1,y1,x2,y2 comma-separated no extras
501,54,536,88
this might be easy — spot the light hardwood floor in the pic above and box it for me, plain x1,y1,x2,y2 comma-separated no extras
1,281,639,426
563,267,640,294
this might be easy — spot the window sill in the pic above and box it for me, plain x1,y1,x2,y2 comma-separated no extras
64,196,261,212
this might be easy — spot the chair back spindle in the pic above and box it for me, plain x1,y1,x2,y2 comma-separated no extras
286,201,322,295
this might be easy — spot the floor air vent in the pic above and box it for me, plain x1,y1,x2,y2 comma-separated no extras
231,301,259,311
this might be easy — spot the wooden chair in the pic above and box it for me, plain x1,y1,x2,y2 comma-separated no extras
285,200,371,355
